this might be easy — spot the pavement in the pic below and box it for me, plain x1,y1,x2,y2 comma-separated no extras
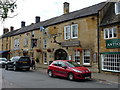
35,63,120,85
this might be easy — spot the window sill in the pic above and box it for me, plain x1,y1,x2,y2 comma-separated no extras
115,12,120,15
104,37,117,40
71,37,78,39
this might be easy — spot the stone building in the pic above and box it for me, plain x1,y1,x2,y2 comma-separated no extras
0,2,111,73
99,2,120,74
0,27,17,59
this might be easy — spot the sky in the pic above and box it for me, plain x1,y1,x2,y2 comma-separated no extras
0,0,107,36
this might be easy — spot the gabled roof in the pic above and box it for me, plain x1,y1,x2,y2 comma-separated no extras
1,2,106,37
100,2,120,26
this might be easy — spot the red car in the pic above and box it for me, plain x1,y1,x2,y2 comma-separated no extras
47,60,91,80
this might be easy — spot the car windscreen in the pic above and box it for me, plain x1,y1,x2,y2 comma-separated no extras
19,57,30,62
66,61,81,67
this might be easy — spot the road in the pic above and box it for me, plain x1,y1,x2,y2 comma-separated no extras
1,68,118,89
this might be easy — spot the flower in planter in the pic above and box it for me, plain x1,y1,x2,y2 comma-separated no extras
47,49,52,52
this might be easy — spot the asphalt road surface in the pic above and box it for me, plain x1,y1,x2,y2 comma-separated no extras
1,68,118,88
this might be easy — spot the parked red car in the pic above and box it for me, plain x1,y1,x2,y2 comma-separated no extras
47,60,91,80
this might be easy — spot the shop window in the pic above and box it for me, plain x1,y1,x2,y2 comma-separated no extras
104,27,117,39
101,54,120,72
83,49,90,65
74,51,80,64
115,2,120,15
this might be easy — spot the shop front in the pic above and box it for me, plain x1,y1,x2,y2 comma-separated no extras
101,52,120,72
0,50,10,59
100,39,120,73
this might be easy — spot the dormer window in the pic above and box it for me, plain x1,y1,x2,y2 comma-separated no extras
115,2,120,15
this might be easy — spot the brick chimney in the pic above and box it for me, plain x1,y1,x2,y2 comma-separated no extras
63,2,69,14
10,26,14,32
35,16,40,23
21,21,25,27
3,28,9,34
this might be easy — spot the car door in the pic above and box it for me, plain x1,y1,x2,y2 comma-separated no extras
56,61,68,77
51,61,59,76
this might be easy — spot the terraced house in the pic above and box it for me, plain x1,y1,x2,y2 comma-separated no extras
0,2,119,74
0,27,17,58
99,2,120,74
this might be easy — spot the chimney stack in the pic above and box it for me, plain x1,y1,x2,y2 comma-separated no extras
10,26,14,32
35,16,40,23
63,2,69,14
21,21,25,27
3,28,9,34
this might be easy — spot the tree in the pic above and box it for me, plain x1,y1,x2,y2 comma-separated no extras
0,0,17,21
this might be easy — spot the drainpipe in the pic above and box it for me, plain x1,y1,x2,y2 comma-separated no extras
97,13,100,73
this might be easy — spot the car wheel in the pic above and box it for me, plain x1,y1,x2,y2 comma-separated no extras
48,70,53,77
13,65,17,71
5,65,8,70
26,68,30,71
68,73,74,81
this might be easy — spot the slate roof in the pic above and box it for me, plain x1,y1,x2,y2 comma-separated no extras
100,2,120,26
1,2,106,38
0,29,18,39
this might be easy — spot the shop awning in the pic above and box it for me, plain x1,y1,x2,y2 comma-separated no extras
0,50,9,54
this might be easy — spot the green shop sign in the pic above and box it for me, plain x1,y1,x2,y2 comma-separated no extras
106,39,120,48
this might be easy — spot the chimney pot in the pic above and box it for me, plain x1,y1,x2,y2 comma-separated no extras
35,16,40,23
10,26,14,32
63,2,69,14
21,21,25,27
3,28,9,34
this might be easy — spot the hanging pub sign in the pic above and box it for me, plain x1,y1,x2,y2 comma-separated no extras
106,39,120,48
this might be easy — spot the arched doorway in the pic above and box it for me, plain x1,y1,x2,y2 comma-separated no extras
54,49,68,60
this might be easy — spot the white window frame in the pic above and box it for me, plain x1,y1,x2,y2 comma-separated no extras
83,49,91,65
68,55,72,60
104,27,117,39
71,24,78,39
24,38,28,47
115,2,120,15
14,38,19,50
44,53,47,64
43,28,48,35
31,31,35,37
32,31,34,35
64,25,71,40
101,54,120,72
43,39,47,49
74,50,80,64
